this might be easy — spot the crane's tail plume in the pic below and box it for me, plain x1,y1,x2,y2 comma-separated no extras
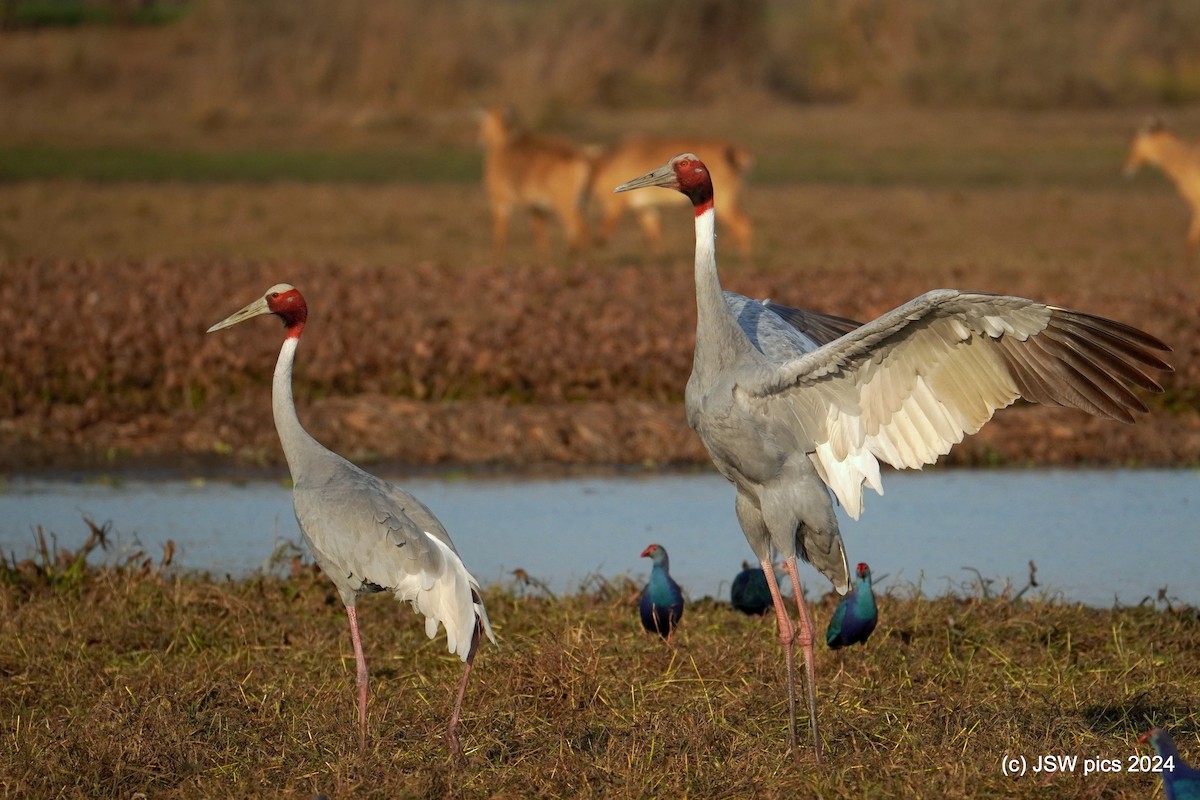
398,538,496,661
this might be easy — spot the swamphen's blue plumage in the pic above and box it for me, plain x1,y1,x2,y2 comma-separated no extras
1142,728,1200,800
826,562,877,649
731,561,772,615
640,544,684,642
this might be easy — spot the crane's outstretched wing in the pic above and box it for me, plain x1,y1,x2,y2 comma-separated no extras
738,290,1171,519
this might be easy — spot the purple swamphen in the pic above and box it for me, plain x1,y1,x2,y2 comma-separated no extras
640,544,684,643
1141,728,1200,800
826,562,877,650
731,561,772,615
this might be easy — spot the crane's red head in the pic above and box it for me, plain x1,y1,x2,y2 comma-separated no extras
613,153,714,215
265,286,308,333
207,282,308,338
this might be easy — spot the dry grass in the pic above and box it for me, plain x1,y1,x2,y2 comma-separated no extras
1,550,1197,798
4,0,1200,152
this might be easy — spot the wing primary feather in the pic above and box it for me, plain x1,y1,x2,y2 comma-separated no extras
996,345,1043,402
1033,333,1148,419
1044,317,1171,386
1004,335,1083,405
1020,336,1134,421
1048,307,1173,355
1036,334,1147,419
1046,327,1166,393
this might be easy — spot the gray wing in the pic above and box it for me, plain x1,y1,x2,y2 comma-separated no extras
294,459,496,657
736,289,1171,519
293,464,447,601
724,291,861,362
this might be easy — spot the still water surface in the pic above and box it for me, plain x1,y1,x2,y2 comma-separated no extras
1,469,1195,608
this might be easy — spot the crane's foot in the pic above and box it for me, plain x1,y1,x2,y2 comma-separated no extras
447,728,465,764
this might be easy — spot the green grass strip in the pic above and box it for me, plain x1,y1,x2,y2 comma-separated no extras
0,141,1143,189
0,146,483,184
754,144,1133,189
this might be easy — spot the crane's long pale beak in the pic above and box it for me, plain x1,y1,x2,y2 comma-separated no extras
613,162,678,193
207,297,271,333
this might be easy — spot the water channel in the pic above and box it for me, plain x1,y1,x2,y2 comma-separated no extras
1,469,1195,608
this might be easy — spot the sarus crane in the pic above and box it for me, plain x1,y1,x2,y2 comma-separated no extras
207,284,496,758
614,154,1172,763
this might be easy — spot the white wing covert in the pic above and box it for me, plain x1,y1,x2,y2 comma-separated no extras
366,477,496,658
296,463,495,661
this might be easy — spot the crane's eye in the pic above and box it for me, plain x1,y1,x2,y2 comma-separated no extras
270,292,280,299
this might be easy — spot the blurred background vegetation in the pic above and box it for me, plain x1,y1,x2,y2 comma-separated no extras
3,0,1200,149
3,0,1199,470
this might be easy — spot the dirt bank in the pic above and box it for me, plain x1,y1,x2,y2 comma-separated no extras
2,258,1194,473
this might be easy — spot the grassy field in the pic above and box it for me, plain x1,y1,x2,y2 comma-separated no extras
1,547,1197,799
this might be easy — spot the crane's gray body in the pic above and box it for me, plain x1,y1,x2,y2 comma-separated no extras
716,293,863,588
292,457,455,601
273,336,494,660
689,277,851,592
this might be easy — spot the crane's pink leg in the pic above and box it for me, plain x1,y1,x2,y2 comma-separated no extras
782,557,823,764
758,558,799,752
344,604,369,755
446,620,482,762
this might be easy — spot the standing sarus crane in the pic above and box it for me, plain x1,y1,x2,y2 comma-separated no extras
614,154,1172,763
207,284,496,758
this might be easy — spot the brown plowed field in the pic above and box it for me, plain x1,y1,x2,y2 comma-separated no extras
3,248,1196,474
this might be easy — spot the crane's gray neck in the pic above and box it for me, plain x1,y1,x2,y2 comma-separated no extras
273,335,322,482
693,207,749,370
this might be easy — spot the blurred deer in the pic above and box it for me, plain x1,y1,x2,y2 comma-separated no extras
590,136,754,255
1124,117,1200,251
478,107,592,257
